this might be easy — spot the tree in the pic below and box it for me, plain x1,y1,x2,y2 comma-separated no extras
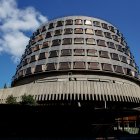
4,83,7,89
21,94,36,105
6,95,17,104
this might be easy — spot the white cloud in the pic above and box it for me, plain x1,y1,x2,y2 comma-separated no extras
0,0,48,63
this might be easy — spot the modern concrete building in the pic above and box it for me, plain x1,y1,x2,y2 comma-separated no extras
0,16,140,106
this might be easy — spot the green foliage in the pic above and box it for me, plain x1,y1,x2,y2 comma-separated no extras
21,94,36,105
6,95,17,104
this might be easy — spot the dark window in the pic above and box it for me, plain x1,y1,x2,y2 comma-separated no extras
37,34,44,41
88,62,100,70
59,62,71,70
74,49,85,56
46,63,56,71
35,29,40,36
74,38,84,44
124,48,130,56
73,62,85,69
75,19,83,25
18,70,23,77
99,51,109,58
107,42,115,49
65,19,73,25
35,65,44,73
85,28,94,34
52,39,61,46
62,38,72,45
97,40,106,47
104,32,112,39
87,49,98,57
74,28,83,34
61,49,72,56
114,65,124,74
48,23,54,29
95,30,103,36
25,67,32,75
54,29,62,36
86,38,96,45
111,53,119,61
49,50,59,58
27,48,32,55
46,32,52,38
102,63,113,72
129,59,134,66
116,45,123,52
30,55,37,62
112,35,119,42
124,68,132,76
84,20,92,26
42,41,50,48
23,58,29,66
93,21,101,27
64,28,73,34
41,26,46,32
38,52,47,60
120,55,127,63
56,21,64,27
109,26,115,33
102,23,108,29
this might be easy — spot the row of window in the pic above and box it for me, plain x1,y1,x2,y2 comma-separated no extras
22,49,134,67
34,19,117,36
30,28,126,45
17,62,138,78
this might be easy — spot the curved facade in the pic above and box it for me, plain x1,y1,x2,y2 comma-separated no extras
0,16,140,103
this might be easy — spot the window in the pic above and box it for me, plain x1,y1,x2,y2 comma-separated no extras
46,63,56,71
65,19,73,25
23,58,29,66
37,34,44,41
54,29,62,36
109,26,115,33
49,50,59,58
52,39,61,46
112,35,119,42
56,21,64,27
62,38,72,45
59,62,71,70
99,51,109,58
88,62,100,70
27,48,32,55
120,55,127,63
107,42,115,49
61,49,72,56
33,44,40,51
124,48,130,56
85,28,94,34
18,70,24,77
46,32,52,38
75,19,83,25
25,67,32,75
116,45,123,52
30,55,38,62
102,63,113,72
73,62,85,69
48,23,54,29
74,49,85,56
95,30,103,36
93,21,101,27
97,40,106,47
64,28,73,34
104,32,112,39
87,49,98,57
84,20,92,26
101,23,108,29
124,68,132,76
38,52,47,60
74,38,84,44
110,53,119,61
86,38,96,45
41,26,46,32
42,41,50,48
114,65,124,74
74,28,83,34
35,65,45,73
35,29,40,36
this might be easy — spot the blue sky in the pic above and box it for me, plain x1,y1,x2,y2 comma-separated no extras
0,0,140,88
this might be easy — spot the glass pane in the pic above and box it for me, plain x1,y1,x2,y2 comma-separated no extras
84,20,92,25
74,38,84,44
63,38,72,45
85,29,94,34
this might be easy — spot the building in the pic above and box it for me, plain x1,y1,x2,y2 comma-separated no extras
0,16,140,137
